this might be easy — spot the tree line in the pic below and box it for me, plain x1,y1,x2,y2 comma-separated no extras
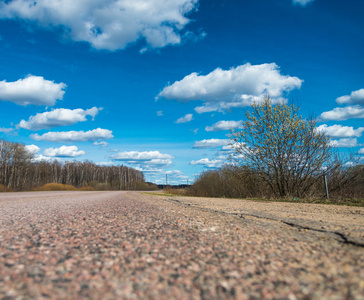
188,164,364,201
0,139,149,191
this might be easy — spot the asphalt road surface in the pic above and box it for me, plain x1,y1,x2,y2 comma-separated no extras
0,191,363,299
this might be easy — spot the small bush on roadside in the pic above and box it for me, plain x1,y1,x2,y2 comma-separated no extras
134,182,159,191
0,184,14,192
78,186,98,191
33,183,77,191
164,188,187,196
186,165,271,199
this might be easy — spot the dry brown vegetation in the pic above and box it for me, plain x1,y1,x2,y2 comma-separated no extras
0,184,13,193
182,164,364,206
33,183,77,191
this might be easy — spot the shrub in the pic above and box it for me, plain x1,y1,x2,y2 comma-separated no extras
0,184,14,192
33,183,77,191
78,186,98,191
134,182,159,191
164,188,187,196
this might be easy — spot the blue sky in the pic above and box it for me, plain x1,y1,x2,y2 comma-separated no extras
0,0,363,185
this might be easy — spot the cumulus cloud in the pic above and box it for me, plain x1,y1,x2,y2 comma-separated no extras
317,124,364,138
30,128,113,142
93,141,108,147
0,75,66,106
96,161,115,166
359,148,364,155
175,113,193,123
319,105,364,121
292,0,314,6
329,138,360,148
221,143,241,152
31,154,54,162
158,63,303,113
190,158,223,168
25,144,40,154
44,145,85,157
205,120,243,132
336,89,364,106
140,168,189,184
19,107,102,130
0,0,199,51
321,88,364,121
0,127,13,134
193,139,230,149
109,150,174,167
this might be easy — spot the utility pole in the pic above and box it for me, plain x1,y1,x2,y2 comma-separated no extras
324,175,329,199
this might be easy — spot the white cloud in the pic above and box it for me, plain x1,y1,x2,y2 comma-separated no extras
143,168,189,185
0,0,199,51
44,145,85,157
145,159,173,166
0,127,13,134
0,75,66,106
358,148,364,155
31,154,54,162
25,144,40,154
110,151,173,161
336,89,364,106
175,113,193,123
93,141,108,147
222,145,235,151
194,105,218,114
96,161,115,166
317,124,364,138
193,139,230,149
158,63,303,113
221,143,240,152
205,120,243,132
30,128,113,142
319,105,364,121
157,111,163,117
190,158,223,168
19,107,102,130
292,0,314,6
329,138,360,148
109,150,174,167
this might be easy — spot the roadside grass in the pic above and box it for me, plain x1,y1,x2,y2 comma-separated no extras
33,183,77,191
78,186,98,191
146,189,364,207
144,192,178,197
0,184,14,192
33,183,100,191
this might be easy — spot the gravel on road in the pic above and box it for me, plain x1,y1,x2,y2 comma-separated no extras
0,191,363,299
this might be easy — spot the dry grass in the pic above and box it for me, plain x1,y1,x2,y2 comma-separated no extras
0,184,14,192
33,183,77,191
78,186,98,191
163,188,187,196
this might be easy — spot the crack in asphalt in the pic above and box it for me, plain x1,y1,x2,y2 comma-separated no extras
164,197,364,248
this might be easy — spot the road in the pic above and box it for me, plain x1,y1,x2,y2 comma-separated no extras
0,191,363,299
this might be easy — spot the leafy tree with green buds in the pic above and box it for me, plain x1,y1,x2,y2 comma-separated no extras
230,98,337,198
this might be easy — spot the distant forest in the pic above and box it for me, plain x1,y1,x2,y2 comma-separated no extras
0,139,152,191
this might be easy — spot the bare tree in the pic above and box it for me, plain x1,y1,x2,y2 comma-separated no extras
0,139,147,191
